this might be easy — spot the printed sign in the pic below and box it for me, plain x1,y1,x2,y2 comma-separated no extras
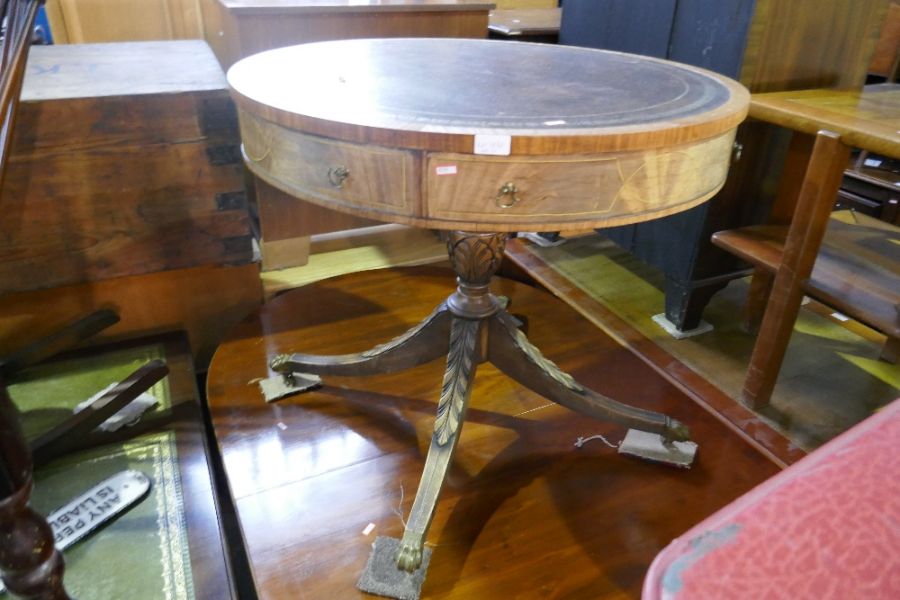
0,470,150,594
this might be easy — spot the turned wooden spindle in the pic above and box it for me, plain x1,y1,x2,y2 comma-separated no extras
0,381,71,600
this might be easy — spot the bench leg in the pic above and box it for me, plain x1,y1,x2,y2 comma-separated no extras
742,132,850,409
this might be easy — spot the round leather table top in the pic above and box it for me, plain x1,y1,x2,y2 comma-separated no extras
228,38,749,153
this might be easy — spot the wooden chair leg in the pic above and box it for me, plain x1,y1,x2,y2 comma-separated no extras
742,131,851,409
0,383,71,600
879,336,900,364
741,267,774,334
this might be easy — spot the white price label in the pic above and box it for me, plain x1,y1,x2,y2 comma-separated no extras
474,134,512,156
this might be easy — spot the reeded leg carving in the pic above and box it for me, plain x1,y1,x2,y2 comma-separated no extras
397,317,481,572
271,304,452,377
0,385,71,600
487,312,690,442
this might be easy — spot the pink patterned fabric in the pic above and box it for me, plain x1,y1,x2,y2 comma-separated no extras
643,399,900,600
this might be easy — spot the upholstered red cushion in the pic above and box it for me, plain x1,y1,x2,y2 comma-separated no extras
643,399,900,599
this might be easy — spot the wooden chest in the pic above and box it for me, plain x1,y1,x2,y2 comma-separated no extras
0,40,254,294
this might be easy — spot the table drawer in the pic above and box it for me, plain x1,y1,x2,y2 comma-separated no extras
424,132,735,229
239,111,415,216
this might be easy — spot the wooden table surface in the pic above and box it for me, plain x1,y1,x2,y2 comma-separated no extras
206,266,780,598
749,84,900,158
219,0,494,14
488,7,560,36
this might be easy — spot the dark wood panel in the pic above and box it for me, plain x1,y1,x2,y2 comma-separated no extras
1,142,249,292
0,41,253,293
205,1,490,69
206,266,782,598
711,225,787,272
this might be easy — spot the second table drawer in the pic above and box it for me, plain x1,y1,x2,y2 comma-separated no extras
424,132,735,229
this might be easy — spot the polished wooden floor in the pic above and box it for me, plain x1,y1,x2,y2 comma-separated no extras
207,266,780,599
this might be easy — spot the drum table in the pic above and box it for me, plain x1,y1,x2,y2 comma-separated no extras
228,38,748,575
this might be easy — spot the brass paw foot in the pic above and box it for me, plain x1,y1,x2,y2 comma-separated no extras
396,531,424,572
665,418,692,443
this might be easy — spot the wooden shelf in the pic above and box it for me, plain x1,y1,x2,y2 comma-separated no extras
713,212,900,339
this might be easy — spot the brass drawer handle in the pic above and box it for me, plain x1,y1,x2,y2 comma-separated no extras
327,165,350,188
495,182,520,208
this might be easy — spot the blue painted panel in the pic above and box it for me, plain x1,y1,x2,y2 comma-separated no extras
667,0,757,78
559,0,677,59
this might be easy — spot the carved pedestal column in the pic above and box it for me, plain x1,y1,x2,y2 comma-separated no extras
445,231,508,320
272,230,689,574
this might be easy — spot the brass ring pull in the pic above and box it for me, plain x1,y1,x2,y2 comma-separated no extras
495,182,520,208
327,166,350,188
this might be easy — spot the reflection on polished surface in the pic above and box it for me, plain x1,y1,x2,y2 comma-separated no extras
224,426,374,500
206,267,780,598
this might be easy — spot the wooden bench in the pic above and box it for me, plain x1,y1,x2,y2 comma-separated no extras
712,85,900,408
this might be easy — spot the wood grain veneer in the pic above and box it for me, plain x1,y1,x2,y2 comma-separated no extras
748,85,900,158
422,133,734,229
740,0,890,93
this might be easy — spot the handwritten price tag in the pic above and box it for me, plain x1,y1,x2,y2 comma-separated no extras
474,134,512,156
